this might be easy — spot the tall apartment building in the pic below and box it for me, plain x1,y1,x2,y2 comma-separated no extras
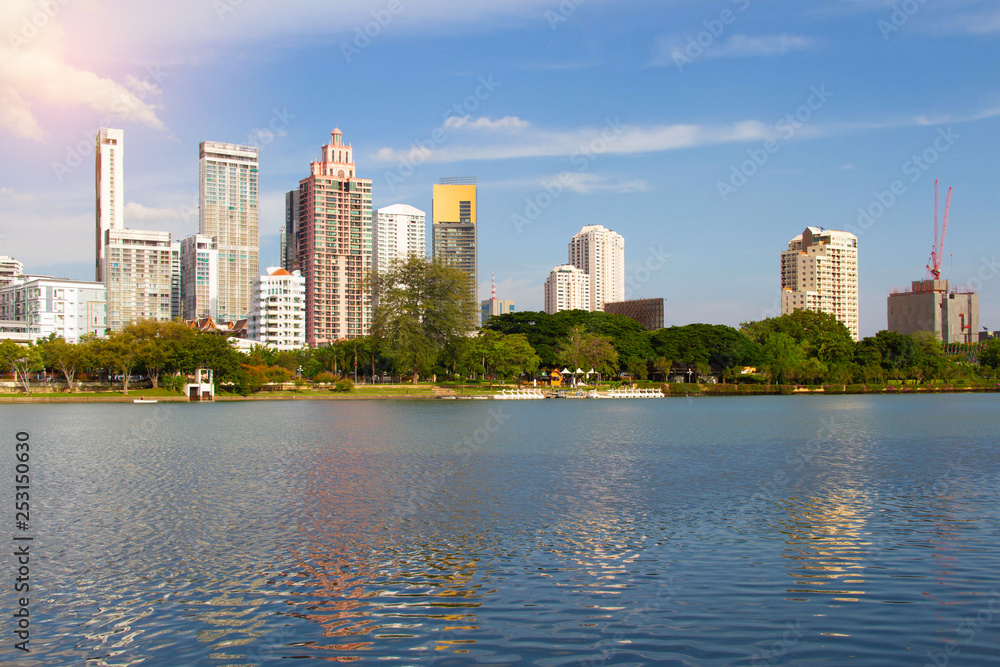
544,264,591,314
0,276,106,343
180,234,219,320
248,267,306,350
199,141,259,323
373,204,426,273
568,225,625,312
780,227,859,340
432,178,477,323
283,188,300,272
104,230,179,330
295,129,372,345
0,256,24,287
95,128,124,282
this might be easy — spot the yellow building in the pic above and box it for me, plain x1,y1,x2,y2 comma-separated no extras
432,177,477,324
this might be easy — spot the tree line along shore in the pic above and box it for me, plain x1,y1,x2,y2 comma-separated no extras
2,258,999,397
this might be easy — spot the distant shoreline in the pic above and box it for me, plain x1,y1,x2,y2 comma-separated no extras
1,384,997,404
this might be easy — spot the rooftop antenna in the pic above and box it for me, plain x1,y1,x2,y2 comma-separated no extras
491,272,496,300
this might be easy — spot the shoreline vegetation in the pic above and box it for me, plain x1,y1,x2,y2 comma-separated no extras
2,381,998,403
2,263,999,400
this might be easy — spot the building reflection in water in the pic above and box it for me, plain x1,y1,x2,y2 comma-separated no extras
272,406,490,661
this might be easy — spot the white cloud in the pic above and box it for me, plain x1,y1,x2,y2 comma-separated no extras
124,202,184,222
372,102,1000,166
444,115,531,131
652,33,817,67
0,0,166,141
373,117,772,164
557,173,650,195
951,10,1000,35
707,34,816,59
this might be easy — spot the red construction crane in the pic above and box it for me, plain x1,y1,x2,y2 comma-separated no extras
927,180,953,279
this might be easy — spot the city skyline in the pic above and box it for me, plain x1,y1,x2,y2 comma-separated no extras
1,1,999,337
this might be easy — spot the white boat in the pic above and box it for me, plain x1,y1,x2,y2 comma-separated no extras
133,398,157,404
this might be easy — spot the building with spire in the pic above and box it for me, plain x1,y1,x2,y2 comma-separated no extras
480,273,515,325
293,129,372,345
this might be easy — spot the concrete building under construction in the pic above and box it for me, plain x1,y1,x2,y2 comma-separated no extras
887,279,978,344
887,181,978,344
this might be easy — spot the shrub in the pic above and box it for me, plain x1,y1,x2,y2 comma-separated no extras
845,384,866,394
312,372,338,384
666,383,701,396
332,378,354,393
823,385,846,394
266,366,294,383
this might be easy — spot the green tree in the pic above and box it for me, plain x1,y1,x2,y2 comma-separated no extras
978,339,1000,375
626,356,649,382
653,356,674,381
101,330,141,394
39,334,91,391
557,325,619,380
493,333,541,385
0,340,44,394
762,332,805,384
369,256,475,384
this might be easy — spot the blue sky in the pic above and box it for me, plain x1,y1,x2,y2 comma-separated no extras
1,0,998,337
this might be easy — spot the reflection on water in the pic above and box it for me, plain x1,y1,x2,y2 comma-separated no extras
4,395,1000,665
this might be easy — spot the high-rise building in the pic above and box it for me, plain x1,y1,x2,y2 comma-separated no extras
480,273,514,325
0,276,106,343
0,256,24,287
544,264,591,314
199,141,259,323
103,229,178,330
180,234,219,320
780,227,859,340
283,188,300,272
888,280,978,343
432,178,477,323
568,225,625,312
373,204,426,273
296,129,372,345
248,267,306,350
95,128,124,282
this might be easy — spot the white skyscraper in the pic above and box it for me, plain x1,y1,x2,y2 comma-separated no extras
181,234,219,320
373,204,426,272
248,267,306,350
568,225,625,312
95,128,124,282
199,141,259,323
781,227,859,340
544,264,591,314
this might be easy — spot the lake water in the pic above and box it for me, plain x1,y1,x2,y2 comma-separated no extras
3,395,999,665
